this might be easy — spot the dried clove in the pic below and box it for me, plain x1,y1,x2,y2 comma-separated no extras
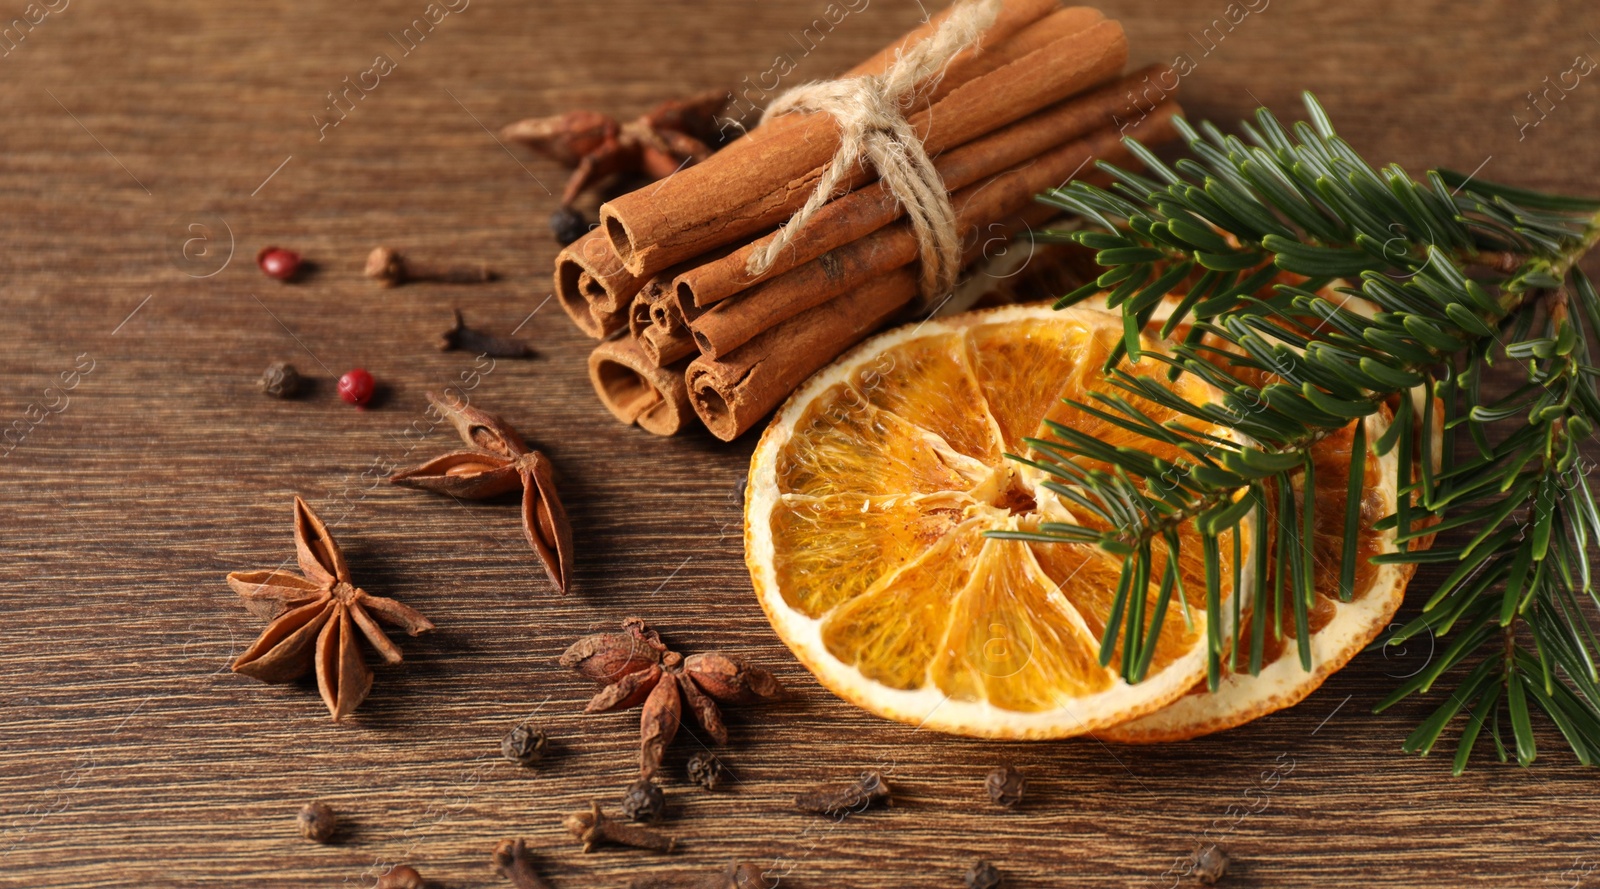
628,862,774,889
375,865,426,889
565,801,678,854
438,309,533,358
622,777,667,822
965,860,1003,889
297,801,338,843
258,361,303,398
501,724,549,767
1193,845,1229,885
793,770,891,817
365,246,495,287
686,750,725,791
985,764,1027,808
492,838,554,889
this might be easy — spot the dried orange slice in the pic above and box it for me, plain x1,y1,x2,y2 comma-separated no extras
745,305,1251,739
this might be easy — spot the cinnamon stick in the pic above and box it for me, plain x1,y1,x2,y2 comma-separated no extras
589,337,697,436
636,276,699,366
640,324,697,367
841,0,1061,90
601,7,1127,277
674,65,1164,308
687,269,919,441
556,230,639,338
688,105,1178,358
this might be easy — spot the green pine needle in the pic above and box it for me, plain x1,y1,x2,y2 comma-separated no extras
1000,92,1600,772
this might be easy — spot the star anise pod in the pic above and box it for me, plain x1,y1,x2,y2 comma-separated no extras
228,497,434,721
390,393,574,594
560,617,784,780
501,90,730,207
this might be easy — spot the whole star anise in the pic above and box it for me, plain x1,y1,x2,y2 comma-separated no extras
501,90,731,208
560,617,784,780
390,393,574,594
228,497,434,721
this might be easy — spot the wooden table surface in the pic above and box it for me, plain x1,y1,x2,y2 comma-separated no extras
3,1,1599,886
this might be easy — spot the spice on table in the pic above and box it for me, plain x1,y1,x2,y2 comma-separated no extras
437,309,533,358
501,89,730,210
296,801,338,843
258,361,303,398
501,724,549,767
228,497,434,721
965,860,1003,889
793,770,892,817
257,246,303,281
364,246,495,287
628,862,773,889
559,617,784,780
337,368,376,406
985,764,1027,808
621,778,666,822
375,865,426,889
685,750,724,791
564,801,678,854
389,393,574,593
1193,845,1229,885
491,838,554,889
550,207,589,246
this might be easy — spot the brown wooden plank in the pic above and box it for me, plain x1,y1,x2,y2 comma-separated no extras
1,0,1599,886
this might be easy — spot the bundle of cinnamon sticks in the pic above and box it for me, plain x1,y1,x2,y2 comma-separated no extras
557,0,1182,440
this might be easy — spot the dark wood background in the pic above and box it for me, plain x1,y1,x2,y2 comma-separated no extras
3,1,1599,886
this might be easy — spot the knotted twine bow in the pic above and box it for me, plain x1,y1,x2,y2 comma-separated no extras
745,0,1003,300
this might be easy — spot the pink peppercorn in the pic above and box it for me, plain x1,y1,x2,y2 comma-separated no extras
257,247,303,281
337,369,375,406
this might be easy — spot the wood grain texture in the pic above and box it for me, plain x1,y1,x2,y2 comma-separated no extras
1,0,1599,886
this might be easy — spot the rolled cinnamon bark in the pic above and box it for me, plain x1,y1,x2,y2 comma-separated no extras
688,104,1178,358
602,8,1127,277
627,290,654,339
555,231,639,338
687,269,919,441
843,0,1061,91
588,336,697,436
640,324,697,367
674,65,1164,308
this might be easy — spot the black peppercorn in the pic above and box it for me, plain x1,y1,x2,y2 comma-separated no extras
1193,845,1229,885
965,860,1002,889
259,362,302,398
686,750,725,791
550,207,589,245
297,801,337,843
621,778,666,822
501,725,549,767
985,764,1026,808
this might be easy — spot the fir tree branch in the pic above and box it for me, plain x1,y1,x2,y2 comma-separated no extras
1007,92,1600,770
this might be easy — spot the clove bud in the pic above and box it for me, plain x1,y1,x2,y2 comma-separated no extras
375,865,426,889
365,246,495,287
491,838,554,889
793,770,891,817
438,309,533,358
565,801,678,854
296,801,338,843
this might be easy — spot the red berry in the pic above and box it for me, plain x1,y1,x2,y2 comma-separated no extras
337,369,375,406
257,246,302,281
